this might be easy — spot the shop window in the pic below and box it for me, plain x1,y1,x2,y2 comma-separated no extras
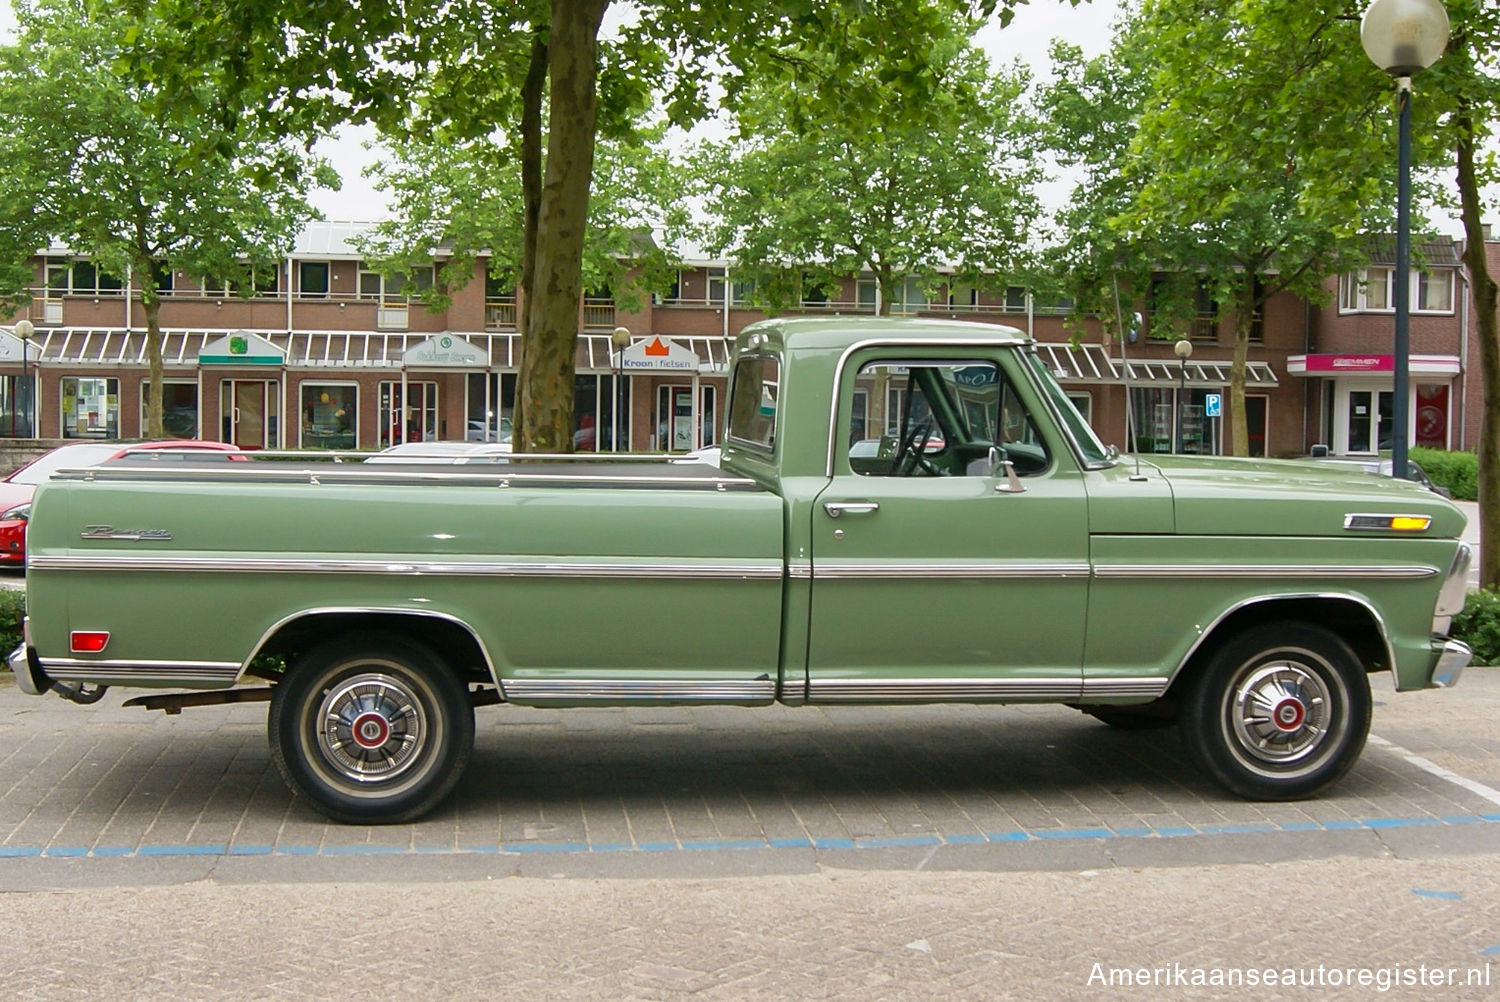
62,376,119,439
0,374,35,438
140,380,198,438
300,383,356,448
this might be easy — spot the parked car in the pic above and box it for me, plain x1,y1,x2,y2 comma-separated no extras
1308,455,1451,498
465,416,513,443
0,441,242,564
364,441,512,465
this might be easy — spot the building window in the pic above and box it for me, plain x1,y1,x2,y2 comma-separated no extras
61,376,119,439
359,266,433,302
298,262,331,298
1417,271,1454,313
892,277,928,315
467,372,518,444
1004,286,1028,312
205,268,279,297
300,382,356,448
148,260,174,296
140,380,198,437
856,278,877,311
1067,391,1093,426
56,259,125,296
1,373,35,438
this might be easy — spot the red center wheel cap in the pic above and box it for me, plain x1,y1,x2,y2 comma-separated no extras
351,711,391,749
1272,698,1306,732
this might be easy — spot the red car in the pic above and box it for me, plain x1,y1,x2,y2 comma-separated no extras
0,441,241,564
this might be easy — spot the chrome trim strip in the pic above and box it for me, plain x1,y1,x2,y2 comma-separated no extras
56,465,761,491
1435,543,1472,616
241,607,503,692
1079,677,1171,699
1166,592,1399,693
824,336,1026,478
1094,564,1437,580
503,679,776,703
809,677,1080,701
40,658,240,684
812,562,1091,580
30,555,785,580
787,561,814,580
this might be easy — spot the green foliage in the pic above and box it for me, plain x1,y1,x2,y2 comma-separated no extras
693,27,1043,315
0,590,22,654
359,121,690,313
1411,447,1479,501
1452,589,1500,667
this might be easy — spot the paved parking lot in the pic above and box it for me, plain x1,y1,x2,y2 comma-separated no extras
3,666,1499,873
4,670,1500,1000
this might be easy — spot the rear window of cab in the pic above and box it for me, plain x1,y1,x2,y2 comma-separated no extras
727,355,780,452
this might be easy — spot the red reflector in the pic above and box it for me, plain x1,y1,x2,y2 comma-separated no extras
70,631,110,654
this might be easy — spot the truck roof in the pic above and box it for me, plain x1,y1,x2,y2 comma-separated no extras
734,316,1030,354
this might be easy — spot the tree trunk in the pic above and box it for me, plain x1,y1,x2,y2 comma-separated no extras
1455,102,1500,589
512,25,547,447
142,289,165,439
1228,279,1252,457
517,0,607,453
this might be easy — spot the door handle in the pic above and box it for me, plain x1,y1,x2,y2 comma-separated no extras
824,501,880,518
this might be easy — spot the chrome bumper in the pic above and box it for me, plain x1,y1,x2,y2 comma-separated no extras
1430,638,1473,688
7,642,49,696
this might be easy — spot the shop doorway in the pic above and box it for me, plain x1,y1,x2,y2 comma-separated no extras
220,379,278,449
654,385,716,452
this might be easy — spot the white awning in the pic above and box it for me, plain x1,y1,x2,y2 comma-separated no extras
29,328,734,374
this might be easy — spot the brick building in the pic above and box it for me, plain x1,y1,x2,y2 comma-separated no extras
0,221,1493,458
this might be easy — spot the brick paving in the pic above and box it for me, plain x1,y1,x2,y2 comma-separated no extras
4,669,1500,1000
1,668,1499,862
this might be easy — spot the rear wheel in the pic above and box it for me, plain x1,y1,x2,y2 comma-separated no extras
1181,623,1370,800
269,633,474,823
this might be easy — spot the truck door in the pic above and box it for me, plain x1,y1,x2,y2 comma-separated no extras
807,354,1089,701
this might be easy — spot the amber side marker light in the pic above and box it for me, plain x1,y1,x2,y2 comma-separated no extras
69,631,110,654
1343,513,1432,532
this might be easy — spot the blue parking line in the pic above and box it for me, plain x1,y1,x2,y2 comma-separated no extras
4,811,1499,862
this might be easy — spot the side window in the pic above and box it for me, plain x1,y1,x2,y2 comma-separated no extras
727,354,780,451
846,360,1049,478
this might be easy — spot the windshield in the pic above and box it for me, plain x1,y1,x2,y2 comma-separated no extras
1025,353,1112,467
8,444,121,484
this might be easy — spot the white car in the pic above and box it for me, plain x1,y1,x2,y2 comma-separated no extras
364,441,511,465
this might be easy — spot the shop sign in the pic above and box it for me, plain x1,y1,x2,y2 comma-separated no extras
1302,354,1393,373
621,337,700,372
402,334,486,368
199,331,284,366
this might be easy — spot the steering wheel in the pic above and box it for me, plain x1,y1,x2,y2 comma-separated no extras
894,424,941,476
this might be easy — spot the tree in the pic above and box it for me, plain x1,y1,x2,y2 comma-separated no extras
129,0,1054,451
0,0,334,438
693,29,1042,316
1420,0,1500,588
1102,0,1405,458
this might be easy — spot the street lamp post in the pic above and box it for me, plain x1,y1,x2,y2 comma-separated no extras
13,318,34,439
611,326,631,452
1174,338,1193,454
1361,0,1450,479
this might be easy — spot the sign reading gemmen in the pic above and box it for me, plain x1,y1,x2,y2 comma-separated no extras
621,337,700,372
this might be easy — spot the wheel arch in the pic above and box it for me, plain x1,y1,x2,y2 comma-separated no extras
1165,593,1393,700
244,608,499,691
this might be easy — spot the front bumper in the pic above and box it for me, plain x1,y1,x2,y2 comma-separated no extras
1430,638,1473,688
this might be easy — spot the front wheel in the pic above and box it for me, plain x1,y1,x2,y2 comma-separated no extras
1181,623,1370,800
269,633,475,823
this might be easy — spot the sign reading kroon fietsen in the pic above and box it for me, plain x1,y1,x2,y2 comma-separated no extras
620,336,700,371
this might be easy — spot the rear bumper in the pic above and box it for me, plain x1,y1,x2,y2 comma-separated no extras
1429,637,1473,689
6,641,50,696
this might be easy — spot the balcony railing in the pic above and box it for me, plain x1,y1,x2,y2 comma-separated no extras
581,300,615,329
485,299,518,330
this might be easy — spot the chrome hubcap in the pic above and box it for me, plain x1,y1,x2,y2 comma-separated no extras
1229,661,1332,766
315,673,427,784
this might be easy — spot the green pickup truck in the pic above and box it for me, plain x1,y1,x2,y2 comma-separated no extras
8,317,1473,823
